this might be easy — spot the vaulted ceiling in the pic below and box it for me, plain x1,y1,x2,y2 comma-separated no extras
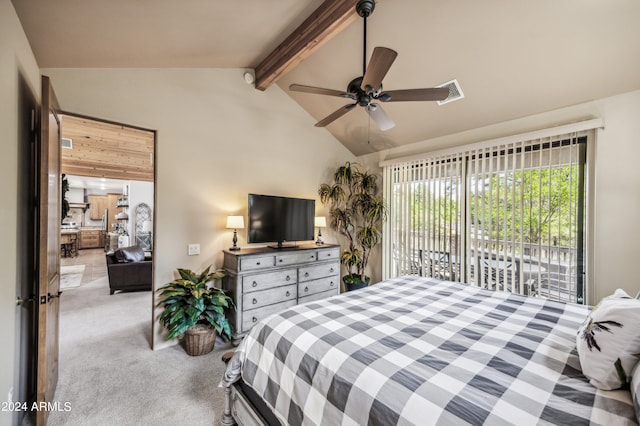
13,0,640,155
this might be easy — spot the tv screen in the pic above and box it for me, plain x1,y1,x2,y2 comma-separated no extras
248,194,315,248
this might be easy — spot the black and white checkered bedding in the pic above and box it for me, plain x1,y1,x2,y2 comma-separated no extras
224,276,638,425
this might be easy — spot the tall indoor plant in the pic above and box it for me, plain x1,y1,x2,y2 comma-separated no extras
318,162,387,291
157,266,234,356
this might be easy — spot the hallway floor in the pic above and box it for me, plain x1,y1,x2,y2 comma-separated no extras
60,248,108,284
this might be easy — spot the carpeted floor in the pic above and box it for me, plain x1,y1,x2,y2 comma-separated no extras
46,249,234,426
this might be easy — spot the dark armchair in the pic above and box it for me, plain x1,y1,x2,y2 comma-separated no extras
106,245,152,295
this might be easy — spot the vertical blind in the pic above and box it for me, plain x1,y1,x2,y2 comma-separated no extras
383,128,593,304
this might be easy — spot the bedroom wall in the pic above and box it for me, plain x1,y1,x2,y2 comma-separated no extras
39,67,355,348
359,89,640,304
1,1,41,424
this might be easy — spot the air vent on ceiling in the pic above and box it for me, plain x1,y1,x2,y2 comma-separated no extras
61,138,73,149
436,79,464,106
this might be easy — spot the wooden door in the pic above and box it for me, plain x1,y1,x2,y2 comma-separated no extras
36,76,62,426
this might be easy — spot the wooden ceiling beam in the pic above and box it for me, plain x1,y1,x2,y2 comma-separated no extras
254,0,359,91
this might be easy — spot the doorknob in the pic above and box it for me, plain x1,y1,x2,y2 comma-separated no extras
16,296,35,306
47,291,63,302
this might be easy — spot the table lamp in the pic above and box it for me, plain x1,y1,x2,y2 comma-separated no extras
226,216,244,251
314,216,327,245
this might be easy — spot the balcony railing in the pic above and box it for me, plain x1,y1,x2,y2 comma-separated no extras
392,232,580,304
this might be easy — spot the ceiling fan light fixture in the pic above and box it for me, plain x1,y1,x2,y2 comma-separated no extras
436,79,464,106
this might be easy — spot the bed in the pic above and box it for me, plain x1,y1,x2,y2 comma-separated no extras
221,276,639,425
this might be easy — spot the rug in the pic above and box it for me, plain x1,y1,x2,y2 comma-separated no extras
60,265,85,289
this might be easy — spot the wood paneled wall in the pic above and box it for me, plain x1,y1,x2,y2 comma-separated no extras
61,115,154,181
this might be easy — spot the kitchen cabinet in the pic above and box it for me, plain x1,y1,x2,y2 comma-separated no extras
88,195,107,220
79,229,104,249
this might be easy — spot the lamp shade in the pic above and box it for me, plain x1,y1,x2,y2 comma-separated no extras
226,215,244,229
314,216,327,228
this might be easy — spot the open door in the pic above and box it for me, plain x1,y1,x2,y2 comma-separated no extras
36,75,62,426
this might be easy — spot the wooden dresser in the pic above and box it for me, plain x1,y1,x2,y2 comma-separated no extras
222,243,340,344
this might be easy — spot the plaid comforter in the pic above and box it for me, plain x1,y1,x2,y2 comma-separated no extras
223,276,637,425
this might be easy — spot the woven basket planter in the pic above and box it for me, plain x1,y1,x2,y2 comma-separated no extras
183,324,217,356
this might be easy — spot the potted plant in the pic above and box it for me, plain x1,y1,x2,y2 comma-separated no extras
157,266,234,356
318,161,387,291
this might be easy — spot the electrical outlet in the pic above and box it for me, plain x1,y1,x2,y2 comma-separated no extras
188,244,200,256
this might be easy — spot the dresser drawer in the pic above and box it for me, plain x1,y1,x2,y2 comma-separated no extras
243,269,296,293
317,247,340,261
299,289,338,304
299,262,340,282
242,284,297,310
276,251,317,266
239,255,275,271
241,299,297,332
298,276,339,297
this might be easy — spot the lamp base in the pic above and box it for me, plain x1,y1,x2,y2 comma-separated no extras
229,246,241,251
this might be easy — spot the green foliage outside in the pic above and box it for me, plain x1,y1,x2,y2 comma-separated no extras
470,167,579,246
402,166,579,250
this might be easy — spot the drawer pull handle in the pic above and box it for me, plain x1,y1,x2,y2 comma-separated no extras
330,268,334,273
286,291,291,297
252,298,257,305
330,281,335,286
304,286,309,293
286,275,290,281
310,255,315,259
252,317,258,323
279,259,283,263
256,262,261,266
252,281,258,287
304,272,309,278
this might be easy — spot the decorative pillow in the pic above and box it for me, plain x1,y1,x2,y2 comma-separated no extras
576,289,640,390
631,364,640,424
114,245,145,263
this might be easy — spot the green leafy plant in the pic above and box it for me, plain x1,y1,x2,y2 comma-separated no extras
157,266,234,340
319,161,387,286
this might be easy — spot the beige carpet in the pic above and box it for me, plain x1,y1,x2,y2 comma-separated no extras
46,260,234,426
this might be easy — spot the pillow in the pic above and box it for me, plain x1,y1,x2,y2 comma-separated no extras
631,364,640,424
576,289,640,390
114,245,145,263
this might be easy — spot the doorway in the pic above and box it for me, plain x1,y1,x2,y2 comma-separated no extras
59,113,156,337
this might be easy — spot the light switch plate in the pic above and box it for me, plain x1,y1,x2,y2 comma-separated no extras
188,244,200,256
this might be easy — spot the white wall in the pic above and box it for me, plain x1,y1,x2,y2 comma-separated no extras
40,67,355,348
0,1,41,424
359,90,640,304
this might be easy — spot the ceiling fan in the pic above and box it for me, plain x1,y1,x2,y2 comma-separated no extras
289,0,450,131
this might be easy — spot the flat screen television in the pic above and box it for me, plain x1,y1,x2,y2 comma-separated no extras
247,194,315,248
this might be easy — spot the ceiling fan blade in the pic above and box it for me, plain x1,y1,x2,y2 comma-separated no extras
289,84,353,99
315,103,357,127
379,87,450,102
361,47,398,93
367,104,395,131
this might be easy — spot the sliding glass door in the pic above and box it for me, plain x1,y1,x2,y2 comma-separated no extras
384,132,588,304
